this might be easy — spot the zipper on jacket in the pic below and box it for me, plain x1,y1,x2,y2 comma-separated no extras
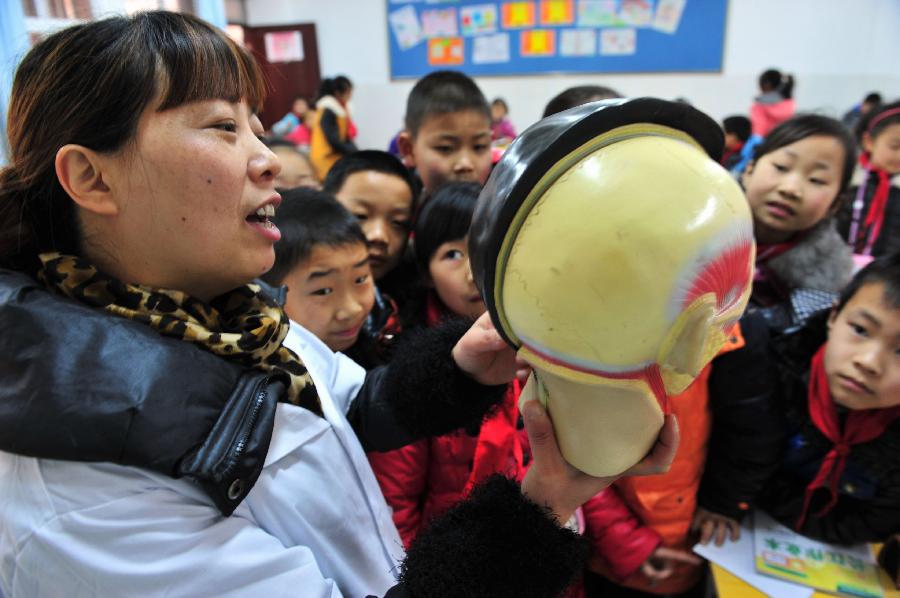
221,376,270,480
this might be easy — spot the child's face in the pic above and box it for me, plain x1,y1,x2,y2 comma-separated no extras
491,103,507,122
334,170,413,280
742,135,845,244
273,147,318,190
724,132,742,151
403,109,492,193
863,123,900,175
826,282,900,411
428,235,486,320
282,242,375,352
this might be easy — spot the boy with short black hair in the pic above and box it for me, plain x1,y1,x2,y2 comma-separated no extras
262,187,374,354
396,70,493,196
696,252,900,552
721,115,751,171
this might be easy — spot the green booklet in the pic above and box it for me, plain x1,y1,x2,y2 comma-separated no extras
753,511,884,598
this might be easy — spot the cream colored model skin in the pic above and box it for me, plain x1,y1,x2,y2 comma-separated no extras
500,124,754,476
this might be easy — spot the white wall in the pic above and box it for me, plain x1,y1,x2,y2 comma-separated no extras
246,0,900,151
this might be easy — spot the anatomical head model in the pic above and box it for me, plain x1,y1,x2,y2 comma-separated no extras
469,98,754,476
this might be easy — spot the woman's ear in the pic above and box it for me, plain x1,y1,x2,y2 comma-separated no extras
740,160,755,188
55,144,119,216
397,131,416,168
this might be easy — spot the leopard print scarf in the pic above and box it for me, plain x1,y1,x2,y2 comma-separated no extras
38,253,321,415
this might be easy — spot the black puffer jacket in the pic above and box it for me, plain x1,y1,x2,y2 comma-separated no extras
758,311,900,545
0,269,505,515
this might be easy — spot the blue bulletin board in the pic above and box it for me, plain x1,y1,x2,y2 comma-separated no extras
387,0,728,78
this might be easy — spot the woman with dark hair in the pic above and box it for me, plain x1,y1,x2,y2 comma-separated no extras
0,11,676,598
310,74,357,180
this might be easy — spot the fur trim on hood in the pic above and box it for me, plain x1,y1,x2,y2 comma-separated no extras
766,218,854,293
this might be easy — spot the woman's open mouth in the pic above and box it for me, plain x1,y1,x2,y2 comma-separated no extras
246,203,281,242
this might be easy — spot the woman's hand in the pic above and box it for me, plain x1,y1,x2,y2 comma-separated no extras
451,312,518,386
640,546,703,585
519,397,679,525
691,507,741,546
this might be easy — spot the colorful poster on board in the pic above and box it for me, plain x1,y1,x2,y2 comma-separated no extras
428,37,465,65
520,29,556,56
422,8,459,37
502,2,537,28
540,0,574,25
472,32,510,62
387,0,726,77
461,4,499,35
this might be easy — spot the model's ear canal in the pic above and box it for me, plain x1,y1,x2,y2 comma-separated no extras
658,296,719,394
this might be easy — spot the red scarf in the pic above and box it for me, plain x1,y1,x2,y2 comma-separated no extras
796,345,900,529
754,240,798,283
857,152,891,252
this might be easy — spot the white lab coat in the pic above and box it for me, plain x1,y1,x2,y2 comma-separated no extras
0,323,405,598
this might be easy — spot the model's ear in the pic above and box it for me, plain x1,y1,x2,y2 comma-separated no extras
54,144,119,216
397,131,415,168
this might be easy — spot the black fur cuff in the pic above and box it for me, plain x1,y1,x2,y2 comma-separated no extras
382,318,507,438
398,475,587,598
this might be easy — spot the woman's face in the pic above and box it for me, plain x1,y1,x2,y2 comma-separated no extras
103,98,282,300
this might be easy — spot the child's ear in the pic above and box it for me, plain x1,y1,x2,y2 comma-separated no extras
861,131,875,155
397,131,416,168
55,144,119,216
827,306,839,332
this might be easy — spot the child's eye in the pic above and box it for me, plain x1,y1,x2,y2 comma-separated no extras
849,322,868,337
353,213,368,221
474,144,490,153
311,287,333,296
355,274,370,284
442,249,464,260
213,121,237,133
809,178,828,186
433,145,454,154
392,220,411,230
772,163,788,172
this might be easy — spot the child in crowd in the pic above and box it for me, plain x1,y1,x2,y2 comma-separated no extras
367,182,527,547
397,70,494,198
837,100,900,258
543,85,621,118
310,75,357,180
265,139,319,190
695,253,900,555
843,92,882,134
490,97,516,145
742,114,857,333
750,68,796,137
271,95,311,144
721,115,751,172
581,327,756,597
260,188,374,354
323,151,419,366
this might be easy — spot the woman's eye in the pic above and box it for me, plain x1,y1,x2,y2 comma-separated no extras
355,275,369,284
311,288,333,297
442,249,464,260
213,122,237,133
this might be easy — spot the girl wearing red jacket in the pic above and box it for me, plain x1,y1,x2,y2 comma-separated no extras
368,182,527,548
